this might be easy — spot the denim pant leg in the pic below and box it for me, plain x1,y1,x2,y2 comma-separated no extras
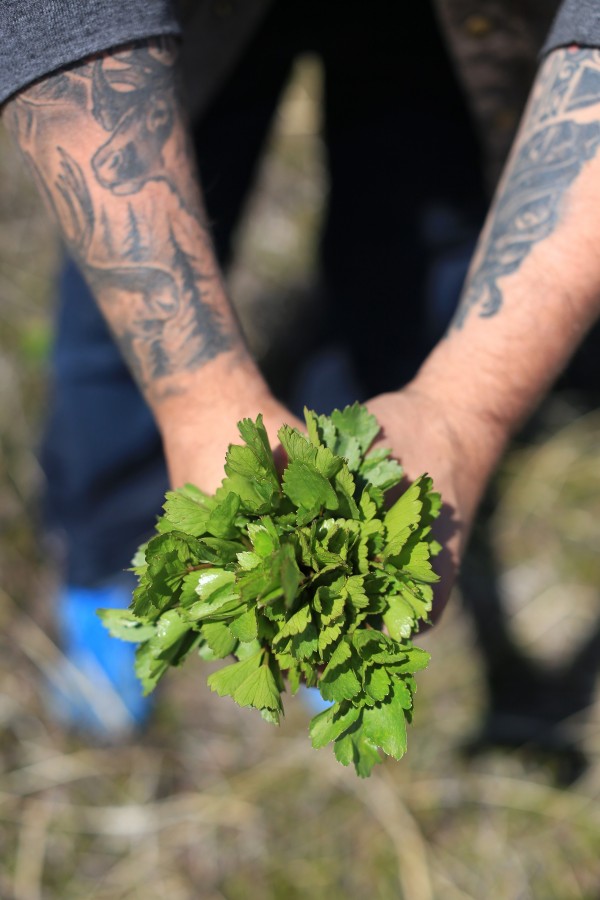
41,258,169,586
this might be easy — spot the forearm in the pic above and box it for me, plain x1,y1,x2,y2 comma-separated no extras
2,38,270,435
413,47,600,467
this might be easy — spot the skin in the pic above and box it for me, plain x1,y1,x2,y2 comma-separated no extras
4,41,600,619
370,46,600,615
3,38,302,489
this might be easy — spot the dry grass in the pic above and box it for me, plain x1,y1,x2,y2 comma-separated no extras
0,59,599,899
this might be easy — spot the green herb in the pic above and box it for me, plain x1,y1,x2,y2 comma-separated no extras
99,404,440,776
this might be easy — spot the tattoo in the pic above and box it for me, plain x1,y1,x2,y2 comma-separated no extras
124,204,147,260
90,45,176,197
454,48,600,328
5,38,233,394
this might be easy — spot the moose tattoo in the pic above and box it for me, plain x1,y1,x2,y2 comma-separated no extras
90,47,176,195
7,39,233,393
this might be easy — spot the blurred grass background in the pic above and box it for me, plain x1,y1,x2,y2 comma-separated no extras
0,58,599,899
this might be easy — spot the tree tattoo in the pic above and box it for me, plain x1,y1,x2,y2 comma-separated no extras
6,39,234,395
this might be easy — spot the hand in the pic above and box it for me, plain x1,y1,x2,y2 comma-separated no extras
367,384,506,621
161,385,303,494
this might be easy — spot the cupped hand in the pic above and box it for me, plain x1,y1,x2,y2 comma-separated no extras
162,389,303,494
367,385,504,622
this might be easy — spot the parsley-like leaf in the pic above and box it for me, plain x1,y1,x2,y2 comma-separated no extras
102,405,440,776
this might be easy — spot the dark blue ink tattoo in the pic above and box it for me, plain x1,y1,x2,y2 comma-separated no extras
454,49,600,328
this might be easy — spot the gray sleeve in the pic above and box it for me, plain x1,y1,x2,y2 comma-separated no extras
543,0,600,54
0,0,181,106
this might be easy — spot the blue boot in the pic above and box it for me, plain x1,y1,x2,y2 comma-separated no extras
49,574,154,740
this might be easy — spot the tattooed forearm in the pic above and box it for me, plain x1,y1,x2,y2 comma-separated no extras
454,48,600,328
4,38,236,397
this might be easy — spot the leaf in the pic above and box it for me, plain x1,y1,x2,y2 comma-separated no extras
363,666,391,703
235,544,300,608
318,620,343,653
248,521,278,557
179,571,206,606
345,575,370,610
289,624,319,660
333,465,360,518
383,594,416,640
233,664,283,717
235,638,263,660
184,569,243,622
98,608,157,643
313,584,346,621
236,414,280,490
330,403,380,454
384,477,425,556
279,543,302,607
309,702,360,749
304,408,325,448
359,489,378,522
282,460,339,512
135,642,170,693
287,662,302,695
361,680,409,760
154,609,192,650
135,628,200,694
132,532,207,616
334,724,382,777
236,551,261,570
314,412,338,450
395,540,439,584
199,537,244,565
207,650,263,700
319,640,361,702
229,607,258,642
197,568,238,601
130,542,148,571
278,425,313,462
274,604,312,641
202,621,238,658
398,581,433,623
220,441,278,513
352,629,409,665
359,447,403,492
279,426,342,479
388,677,413,709
236,562,280,604
333,434,362,471
162,485,213,536
186,595,246,623
205,491,241,539
388,647,431,674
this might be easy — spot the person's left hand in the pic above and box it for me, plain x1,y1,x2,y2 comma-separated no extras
367,385,502,622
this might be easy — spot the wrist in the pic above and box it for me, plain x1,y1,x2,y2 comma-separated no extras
151,348,272,437
412,341,513,453
405,370,509,511
151,348,290,491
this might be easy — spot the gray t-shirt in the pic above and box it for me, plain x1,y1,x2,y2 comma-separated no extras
0,1,180,106
544,0,600,54
1,0,599,107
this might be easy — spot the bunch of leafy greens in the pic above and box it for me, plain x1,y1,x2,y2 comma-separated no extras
99,404,440,777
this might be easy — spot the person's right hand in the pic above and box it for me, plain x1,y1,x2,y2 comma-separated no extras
160,374,303,494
